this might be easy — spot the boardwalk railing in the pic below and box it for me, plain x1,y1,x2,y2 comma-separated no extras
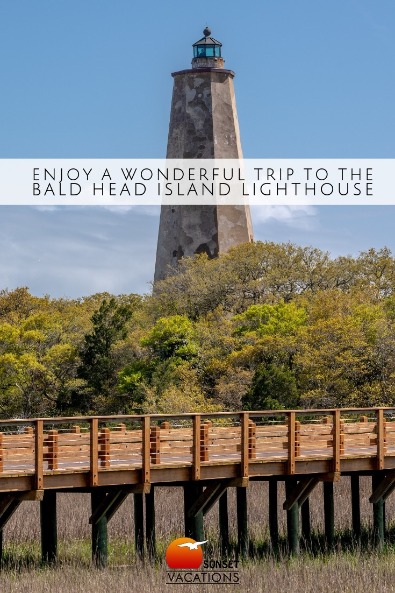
0,408,393,488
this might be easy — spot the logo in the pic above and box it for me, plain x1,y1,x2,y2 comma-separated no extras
165,537,240,585
165,537,206,569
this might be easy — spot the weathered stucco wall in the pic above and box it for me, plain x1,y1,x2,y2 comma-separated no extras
154,68,253,283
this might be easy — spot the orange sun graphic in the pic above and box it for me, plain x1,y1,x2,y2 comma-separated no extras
165,537,206,569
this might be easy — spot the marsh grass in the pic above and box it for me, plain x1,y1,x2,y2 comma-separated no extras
1,476,395,591
2,553,395,593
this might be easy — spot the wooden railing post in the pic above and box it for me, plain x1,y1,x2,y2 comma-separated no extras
71,425,81,434
340,420,345,455
142,416,151,485
192,415,201,480
288,412,296,475
200,422,209,462
99,427,110,468
240,412,249,478
161,421,170,430
248,419,256,460
332,410,341,474
150,425,161,465
295,420,301,457
90,418,99,487
47,429,58,471
117,423,126,434
35,420,44,490
0,432,3,473
377,409,386,470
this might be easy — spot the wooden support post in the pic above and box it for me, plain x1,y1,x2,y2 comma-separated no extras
89,490,130,525
0,433,3,473
40,490,57,564
188,482,228,518
134,493,145,559
71,425,81,434
0,496,21,531
145,486,156,560
91,490,108,568
370,472,395,503
90,418,99,487
301,498,311,543
0,496,21,570
285,479,299,556
323,482,335,550
377,409,386,470
236,487,248,558
98,428,110,468
218,490,229,556
184,483,204,542
47,430,58,471
351,474,361,540
372,473,385,548
192,415,201,481
117,423,126,433
287,412,296,475
268,479,279,554
332,410,341,474
160,421,170,429
142,416,150,486
34,420,44,490
240,413,249,479
248,420,256,460
283,476,319,511
150,426,161,465
383,480,395,502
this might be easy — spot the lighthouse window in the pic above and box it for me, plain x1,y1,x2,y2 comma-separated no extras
194,46,222,58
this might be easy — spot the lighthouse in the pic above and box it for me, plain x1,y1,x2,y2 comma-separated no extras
154,28,253,282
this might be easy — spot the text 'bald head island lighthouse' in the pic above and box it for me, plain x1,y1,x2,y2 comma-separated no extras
154,28,253,282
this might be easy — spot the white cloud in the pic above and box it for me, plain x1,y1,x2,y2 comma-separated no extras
101,205,160,216
0,207,159,298
34,206,60,212
251,205,318,231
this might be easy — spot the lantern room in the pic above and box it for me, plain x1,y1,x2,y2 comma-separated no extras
192,27,224,68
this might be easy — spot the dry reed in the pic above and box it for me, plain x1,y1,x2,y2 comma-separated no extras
1,477,395,591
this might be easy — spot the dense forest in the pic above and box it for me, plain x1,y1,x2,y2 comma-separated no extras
1,241,395,419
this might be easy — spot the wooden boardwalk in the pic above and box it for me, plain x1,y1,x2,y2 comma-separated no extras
0,408,393,491
0,407,395,565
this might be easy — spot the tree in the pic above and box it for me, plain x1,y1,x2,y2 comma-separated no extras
141,315,197,361
242,363,299,410
233,302,307,337
357,247,395,297
77,298,133,411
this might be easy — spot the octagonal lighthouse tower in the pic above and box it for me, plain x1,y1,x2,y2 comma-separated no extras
154,28,253,283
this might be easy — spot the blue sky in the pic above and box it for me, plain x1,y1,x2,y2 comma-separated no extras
0,1,394,297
